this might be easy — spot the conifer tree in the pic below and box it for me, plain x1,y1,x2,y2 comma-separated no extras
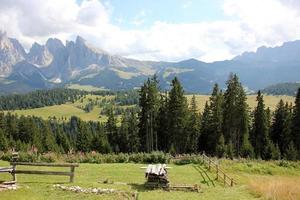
186,95,200,153
105,107,119,152
0,128,8,151
42,121,58,152
284,141,297,161
199,102,211,153
127,110,140,152
138,75,160,152
251,91,271,159
292,88,300,158
157,93,169,151
223,74,251,157
168,77,189,153
216,134,226,157
208,84,223,154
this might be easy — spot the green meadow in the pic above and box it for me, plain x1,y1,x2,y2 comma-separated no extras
0,160,299,200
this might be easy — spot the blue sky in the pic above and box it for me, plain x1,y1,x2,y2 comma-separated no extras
105,0,228,29
1,0,300,62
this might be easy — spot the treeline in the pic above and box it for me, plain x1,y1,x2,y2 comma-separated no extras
0,88,88,110
0,74,299,160
137,74,300,160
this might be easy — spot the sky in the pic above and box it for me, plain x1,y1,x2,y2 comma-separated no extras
0,0,300,62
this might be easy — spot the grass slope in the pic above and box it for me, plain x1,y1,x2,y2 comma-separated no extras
0,160,299,200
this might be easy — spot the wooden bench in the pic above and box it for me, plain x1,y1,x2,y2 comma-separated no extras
10,162,79,183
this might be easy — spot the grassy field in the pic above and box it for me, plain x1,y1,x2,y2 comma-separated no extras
67,84,107,92
6,94,295,122
0,159,299,200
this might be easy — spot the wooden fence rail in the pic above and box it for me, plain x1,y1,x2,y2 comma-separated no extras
10,162,79,183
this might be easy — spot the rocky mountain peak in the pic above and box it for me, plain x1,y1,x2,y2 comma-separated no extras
27,42,53,67
0,32,25,76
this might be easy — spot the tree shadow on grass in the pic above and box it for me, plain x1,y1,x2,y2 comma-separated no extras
193,165,215,187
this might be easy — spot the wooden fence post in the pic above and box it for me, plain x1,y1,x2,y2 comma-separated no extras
231,178,234,187
224,174,226,186
12,164,16,182
70,166,75,183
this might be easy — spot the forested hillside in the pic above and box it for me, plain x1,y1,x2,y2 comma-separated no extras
0,88,87,110
262,82,300,95
0,75,299,160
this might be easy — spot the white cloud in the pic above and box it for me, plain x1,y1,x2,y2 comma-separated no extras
0,0,300,62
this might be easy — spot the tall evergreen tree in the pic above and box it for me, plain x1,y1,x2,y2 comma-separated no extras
168,77,189,153
292,88,300,158
0,128,8,151
105,107,119,152
271,100,293,155
251,91,272,159
199,102,211,153
157,93,169,151
208,84,224,154
223,74,251,157
186,95,200,153
138,75,160,152
127,111,140,152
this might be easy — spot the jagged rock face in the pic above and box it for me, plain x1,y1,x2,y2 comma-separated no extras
27,42,53,67
0,32,25,77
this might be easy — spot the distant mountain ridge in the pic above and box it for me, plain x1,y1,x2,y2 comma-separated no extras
0,31,300,94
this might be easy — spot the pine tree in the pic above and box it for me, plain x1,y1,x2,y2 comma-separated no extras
216,134,226,158
251,91,272,159
42,121,58,152
241,131,254,158
118,113,130,152
105,107,119,152
284,142,298,161
0,128,8,151
157,93,169,151
223,74,251,157
271,99,285,152
186,95,200,153
168,77,189,153
292,88,300,158
271,100,293,155
208,84,223,155
199,102,211,153
138,75,160,152
128,110,140,152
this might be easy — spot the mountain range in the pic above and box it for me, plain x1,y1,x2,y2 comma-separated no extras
0,31,300,94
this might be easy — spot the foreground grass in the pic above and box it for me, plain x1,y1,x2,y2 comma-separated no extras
0,161,258,200
1,159,299,199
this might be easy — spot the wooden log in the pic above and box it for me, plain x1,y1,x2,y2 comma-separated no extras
10,162,79,167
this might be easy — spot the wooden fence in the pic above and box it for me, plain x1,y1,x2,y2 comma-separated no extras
10,162,79,183
172,154,236,187
201,154,236,187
